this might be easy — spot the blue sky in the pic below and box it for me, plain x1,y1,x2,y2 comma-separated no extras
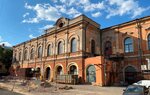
0,0,150,47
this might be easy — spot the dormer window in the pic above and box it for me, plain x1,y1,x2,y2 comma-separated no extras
55,17,69,28
59,22,64,27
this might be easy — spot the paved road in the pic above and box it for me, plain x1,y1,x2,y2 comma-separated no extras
0,88,23,95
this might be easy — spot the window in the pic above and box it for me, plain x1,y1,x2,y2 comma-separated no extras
148,34,150,50
71,38,77,52
104,41,112,56
91,40,95,54
13,53,17,62
30,48,34,59
58,41,63,54
124,37,133,53
19,52,21,61
24,50,28,60
47,44,52,56
38,46,42,58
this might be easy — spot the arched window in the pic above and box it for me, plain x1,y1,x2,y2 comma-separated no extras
124,37,133,53
30,48,34,59
91,40,95,54
71,38,77,52
58,41,63,54
13,53,17,62
148,34,150,50
19,52,21,61
47,44,52,56
104,41,112,56
24,50,28,60
38,46,42,58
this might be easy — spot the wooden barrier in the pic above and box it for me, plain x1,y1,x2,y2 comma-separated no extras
56,74,78,84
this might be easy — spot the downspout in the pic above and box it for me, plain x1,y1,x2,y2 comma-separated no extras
43,31,47,80
41,36,45,80
136,19,143,71
83,21,89,83
66,20,69,74
54,27,57,80
84,22,89,57
22,43,25,68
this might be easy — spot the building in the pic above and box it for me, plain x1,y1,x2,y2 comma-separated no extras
11,15,150,86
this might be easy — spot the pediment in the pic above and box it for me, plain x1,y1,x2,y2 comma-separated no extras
55,17,69,28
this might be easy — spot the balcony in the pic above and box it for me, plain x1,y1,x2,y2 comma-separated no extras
106,53,124,61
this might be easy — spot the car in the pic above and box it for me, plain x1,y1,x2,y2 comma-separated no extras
123,85,149,95
133,80,150,88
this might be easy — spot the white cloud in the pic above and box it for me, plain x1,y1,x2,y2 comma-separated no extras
66,7,81,18
59,0,90,6
60,0,77,6
23,3,61,23
92,12,101,17
29,34,36,39
23,12,29,18
55,5,66,13
51,0,58,3
83,2,105,12
0,36,3,42
0,42,12,47
22,18,39,23
23,0,149,22
0,36,12,47
106,0,150,19
39,25,53,30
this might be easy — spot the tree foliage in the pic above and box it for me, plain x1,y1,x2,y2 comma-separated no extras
0,46,13,70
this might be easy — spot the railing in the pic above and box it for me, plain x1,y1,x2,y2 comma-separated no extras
55,74,78,85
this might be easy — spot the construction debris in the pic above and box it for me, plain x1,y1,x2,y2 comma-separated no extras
59,86,73,90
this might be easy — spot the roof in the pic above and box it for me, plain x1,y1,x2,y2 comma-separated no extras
102,15,150,31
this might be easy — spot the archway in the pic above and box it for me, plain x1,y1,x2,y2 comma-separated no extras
86,65,96,83
35,67,40,79
124,66,137,84
69,65,77,75
45,67,51,80
56,66,63,75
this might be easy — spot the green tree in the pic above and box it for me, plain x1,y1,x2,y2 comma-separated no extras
0,46,13,72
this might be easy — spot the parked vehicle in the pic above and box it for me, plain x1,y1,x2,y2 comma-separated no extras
133,80,150,88
123,85,149,95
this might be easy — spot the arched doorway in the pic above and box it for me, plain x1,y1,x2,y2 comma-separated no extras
45,67,51,80
69,65,77,75
86,65,96,83
56,66,63,75
125,66,137,84
35,67,40,79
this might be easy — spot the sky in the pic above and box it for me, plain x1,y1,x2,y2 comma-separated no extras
0,0,150,47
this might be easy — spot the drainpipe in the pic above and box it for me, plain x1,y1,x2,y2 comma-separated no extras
66,20,69,74
43,31,47,80
84,22,89,57
54,28,57,80
136,19,143,71
83,21,89,83
40,37,44,80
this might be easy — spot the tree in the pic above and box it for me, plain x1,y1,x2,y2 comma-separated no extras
0,46,13,73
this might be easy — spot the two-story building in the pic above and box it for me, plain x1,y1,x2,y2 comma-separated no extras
11,14,150,86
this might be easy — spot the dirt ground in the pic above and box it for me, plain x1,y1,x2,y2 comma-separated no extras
0,88,23,95
0,78,125,95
